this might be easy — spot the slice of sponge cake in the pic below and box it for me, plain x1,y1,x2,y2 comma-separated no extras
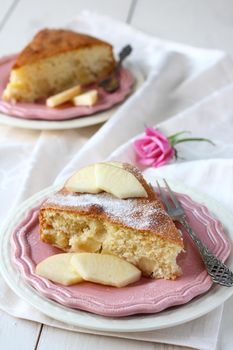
39,162,184,280
3,29,115,102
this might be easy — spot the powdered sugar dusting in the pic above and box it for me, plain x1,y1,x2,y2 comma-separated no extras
43,191,178,241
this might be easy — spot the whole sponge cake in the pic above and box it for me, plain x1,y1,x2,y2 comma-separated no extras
39,162,184,280
3,29,115,102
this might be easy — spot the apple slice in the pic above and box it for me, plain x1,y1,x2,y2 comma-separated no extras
64,162,148,198
71,253,141,288
104,161,123,168
72,89,98,107
46,84,81,108
95,162,148,198
65,164,101,194
35,253,83,286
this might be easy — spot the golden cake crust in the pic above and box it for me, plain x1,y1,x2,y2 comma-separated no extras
13,28,115,69
40,189,183,248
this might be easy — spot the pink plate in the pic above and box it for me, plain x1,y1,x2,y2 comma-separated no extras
11,192,231,317
0,55,134,121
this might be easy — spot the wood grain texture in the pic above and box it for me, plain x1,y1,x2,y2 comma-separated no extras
0,0,132,55
132,0,233,53
37,328,156,350
37,326,195,350
0,311,41,350
0,4,42,349
0,0,17,25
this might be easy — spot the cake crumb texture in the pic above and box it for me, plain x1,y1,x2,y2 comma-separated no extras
3,29,115,102
40,191,184,280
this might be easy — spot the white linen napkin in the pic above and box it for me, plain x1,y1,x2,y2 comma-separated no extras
1,11,233,350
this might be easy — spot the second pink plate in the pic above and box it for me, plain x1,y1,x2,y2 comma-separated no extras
0,54,134,121
11,192,231,317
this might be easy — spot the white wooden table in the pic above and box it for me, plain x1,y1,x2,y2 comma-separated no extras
1,1,233,349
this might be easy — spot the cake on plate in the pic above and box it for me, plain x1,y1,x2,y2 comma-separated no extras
3,29,115,102
39,162,184,280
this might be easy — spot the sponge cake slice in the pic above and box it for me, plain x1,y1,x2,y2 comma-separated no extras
39,163,184,280
3,29,115,102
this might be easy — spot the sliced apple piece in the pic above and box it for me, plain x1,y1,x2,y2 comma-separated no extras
105,161,123,168
95,162,148,198
65,164,101,194
46,84,81,108
72,89,98,107
35,253,83,286
64,162,148,198
71,253,141,288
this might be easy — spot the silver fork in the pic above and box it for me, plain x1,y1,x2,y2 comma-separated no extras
156,179,233,287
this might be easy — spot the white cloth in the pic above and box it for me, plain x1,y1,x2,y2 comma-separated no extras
1,11,233,350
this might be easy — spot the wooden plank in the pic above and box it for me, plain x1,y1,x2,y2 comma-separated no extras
0,3,42,349
132,0,233,54
0,0,132,55
37,327,156,350
0,0,16,25
0,311,41,350
37,326,195,350
36,325,195,350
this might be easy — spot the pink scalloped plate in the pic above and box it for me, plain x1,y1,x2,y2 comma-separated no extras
11,192,231,317
0,55,134,121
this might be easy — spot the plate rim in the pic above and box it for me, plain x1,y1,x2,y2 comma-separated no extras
11,192,230,316
1,180,233,332
0,59,145,130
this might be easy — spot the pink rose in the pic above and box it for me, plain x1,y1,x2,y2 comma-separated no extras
134,127,175,168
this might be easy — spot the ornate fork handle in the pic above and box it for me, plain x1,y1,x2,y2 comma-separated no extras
180,217,233,287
